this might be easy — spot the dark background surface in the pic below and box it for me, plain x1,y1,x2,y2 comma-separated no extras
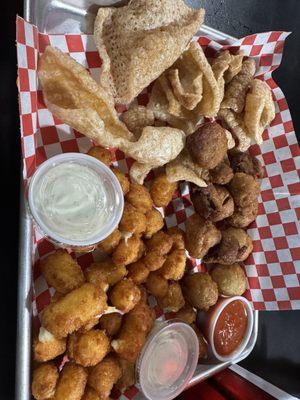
0,0,299,399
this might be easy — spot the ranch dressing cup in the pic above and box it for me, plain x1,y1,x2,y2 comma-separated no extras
28,153,124,251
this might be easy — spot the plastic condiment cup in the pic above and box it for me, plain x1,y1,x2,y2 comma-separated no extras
28,153,124,251
136,320,199,400
198,296,253,363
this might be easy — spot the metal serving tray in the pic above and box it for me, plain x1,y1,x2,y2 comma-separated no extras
16,2,259,399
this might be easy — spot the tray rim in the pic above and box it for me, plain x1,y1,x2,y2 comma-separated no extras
16,2,258,399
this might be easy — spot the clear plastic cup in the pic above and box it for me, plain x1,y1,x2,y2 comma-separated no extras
28,153,124,251
136,320,199,400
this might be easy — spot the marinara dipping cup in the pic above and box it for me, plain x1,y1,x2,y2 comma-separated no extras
28,153,124,251
198,296,253,362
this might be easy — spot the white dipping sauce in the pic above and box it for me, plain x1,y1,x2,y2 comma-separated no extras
34,162,109,241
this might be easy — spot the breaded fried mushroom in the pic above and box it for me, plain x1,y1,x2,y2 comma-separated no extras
111,167,130,195
146,231,173,255
54,362,87,400
87,146,113,166
210,264,247,296
150,173,177,207
157,282,185,313
170,304,196,325
146,271,169,299
119,202,147,235
144,208,164,239
125,183,153,213
88,356,121,399
32,363,58,400
160,249,186,280
85,259,127,289
127,260,149,284
109,279,141,313
229,150,264,179
209,157,234,185
98,229,122,255
183,273,218,311
33,333,66,362
228,172,260,208
228,200,259,228
99,312,123,337
112,235,143,267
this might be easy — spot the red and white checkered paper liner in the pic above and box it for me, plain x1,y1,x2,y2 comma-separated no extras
17,15,300,322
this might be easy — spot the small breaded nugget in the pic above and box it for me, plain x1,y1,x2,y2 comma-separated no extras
183,273,218,311
78,317,100,334
81,387,100,400
40,250,85,294
144,208,164,239
85,259,127,288
99,312,123,336
116,358,136,391
98,229,122,254
54,362,87,400
167,227,185,250
88,356,121,399
111,167,130,195
32,363,58,400
146,271,169,299
109,279,141,313
160,249,186,280
42,283,107,338
112,235,142,267
119,202,147,234
127,260,149,284
146,231,173,255
33,335,66,362
125,183,153,213
150,173,177,208
67,329,110,367
87,146,113,166
191,323,208,360
170,304,196,325
157,282,185,313
143,250,167,271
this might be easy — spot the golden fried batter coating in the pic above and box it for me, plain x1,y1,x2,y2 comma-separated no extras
115,358,136,392
112,235,143,267
146,271,169,299
186,122,228,169
191,323,208,360
109,279,141,313
32,363,58,400
144,208,164,239
87,146,113,166
127,260,150,284
183,273,218,311
111,301,155,362
157,282,185,312
40,250,85,294
85,259,127,289
209,158,234,185
88,355,121,398
228,200,259,228
170,304,196,325
81,387,100,400
228,172,260,208
99,312,123,336
125,183,153,213
54,362,87,400
146,231,173,255
150,174,177,208
42,283,107,338
33,335,66,362
229,150,264,179
211,263,247,296
160,249,186,280
111,167,130,195
185,214,221,259
119,202,147,235
67,329,110,367
191,185,234,222
167,227,185,250
143,250,167,271
98,229,122,255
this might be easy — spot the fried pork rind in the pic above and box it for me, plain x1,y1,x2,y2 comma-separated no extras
67,329,110,367
209,157,234,185
54,362,88,400
150,173,178,208
33,334,66,363
221,58,256,113
228,172,260,208
112,301,155,362
210,263,247,296
228,200,259,228
218,108,251,152
38,46,133,145
170,304,196,325
40,250,85,295
167,227,185,250
109,279,141,313
99,312,123,337
129,162,153,185
42,283,107,338
85,259,127,289
211,50,232,101
98,229,122,255
185,214,221,259
183,273,218,311
112,235,143,267
32,363,58,400
94,0,204,104
146,271,169,299
119,202,147,235
87,146,113,166
160,249,186,281
88,355,121,398
126,183,153,213
191,323,208,360
244,79,275,144
157,282,185,313
144,208,164,239
111,168,130,195
122,106,155,139
229,150,264,179
116,358,136,392
146,231,173,255
127,260,150,284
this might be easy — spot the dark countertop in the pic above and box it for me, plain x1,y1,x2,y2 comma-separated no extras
1,0,299,399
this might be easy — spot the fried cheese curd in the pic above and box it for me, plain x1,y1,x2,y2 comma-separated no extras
186,122,228,170
167,227,185,250
146,231,173,255
119,202,147,235
146,271,169,299
109,279,141,313
111,167,130,195
143,250,167,271
150,173,178,207
185,214,221,259
228,172,260,208
112,234,143,267
115,357,136,392
183,273,218,311
99,312,123,337
32,363,58,400
42,283,107,338
191,185,234,222
157,282,185,313
85,259,127,290
144,208,164,239
54,362,87,400
169,304,197,325
127,260,150,284
111,301,155,363
81,387,101,400
33,334,66,362
160,249,186,280
191,323,208,360
40,250,85,294
210,263,247,296
67,329,110,367
98,229,122,255
125,183,153,213
229,150,264,179
87,146,113,166
88,355,121,399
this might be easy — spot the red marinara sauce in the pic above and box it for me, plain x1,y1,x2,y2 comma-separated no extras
213,300,248,356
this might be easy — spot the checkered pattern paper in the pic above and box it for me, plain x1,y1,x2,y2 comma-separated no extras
17,14,300,333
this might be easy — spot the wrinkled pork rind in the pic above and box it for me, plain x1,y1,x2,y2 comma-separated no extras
244,79,275,144
218,108,251,152
225,50,244,83
122,106,155,139
94,0,205,104
129,162,153,185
